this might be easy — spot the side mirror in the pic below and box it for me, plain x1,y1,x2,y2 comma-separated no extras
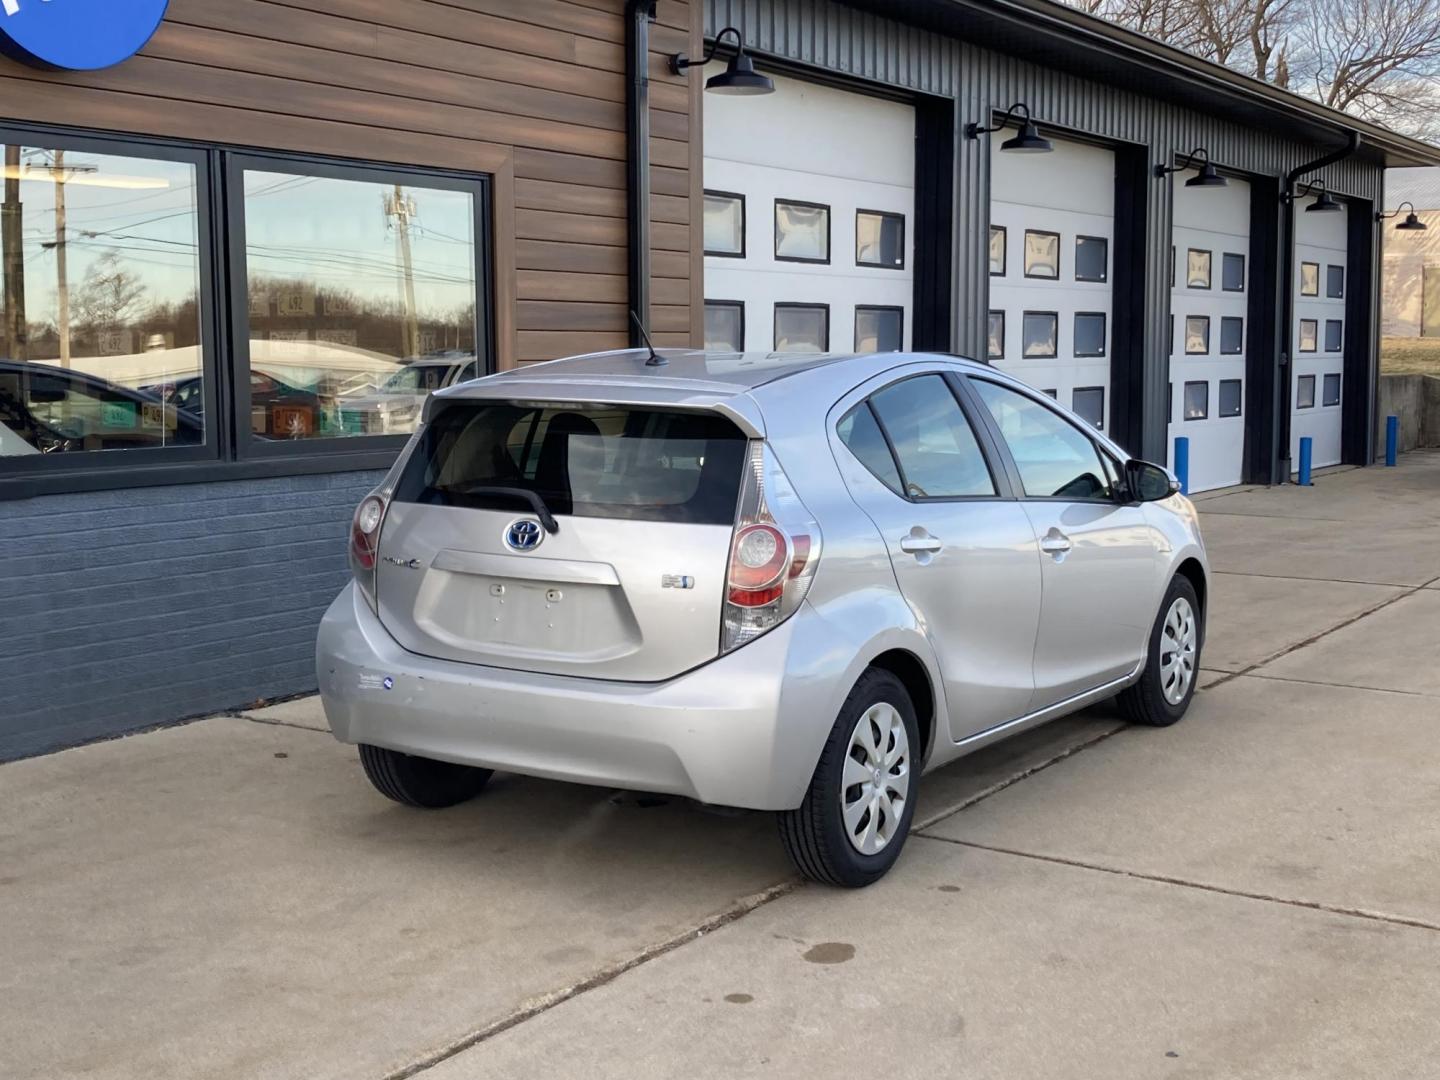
1126,459,1181,502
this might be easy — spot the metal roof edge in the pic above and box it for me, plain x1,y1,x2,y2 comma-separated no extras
844,0,1440,168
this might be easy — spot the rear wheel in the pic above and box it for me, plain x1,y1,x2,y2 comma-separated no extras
1116,574,1202,727
778,669,920,888
358,744,492,808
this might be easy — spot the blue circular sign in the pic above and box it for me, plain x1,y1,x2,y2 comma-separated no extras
0,0,169,71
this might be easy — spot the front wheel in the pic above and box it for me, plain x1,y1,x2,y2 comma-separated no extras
1116,574,1202,727
778,669,920,888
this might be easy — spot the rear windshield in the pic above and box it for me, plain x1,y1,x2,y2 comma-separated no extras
393,401,748,524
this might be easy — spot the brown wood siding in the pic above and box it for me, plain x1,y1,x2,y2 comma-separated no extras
0,0,700,366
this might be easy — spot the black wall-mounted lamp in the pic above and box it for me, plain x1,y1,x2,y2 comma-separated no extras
1285,179,1343,213
1155,148,1227,188
966,103,1052,153
1377,201,1428,231
670,26,775,96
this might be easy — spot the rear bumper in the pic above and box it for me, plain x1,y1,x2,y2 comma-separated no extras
316,584,826,810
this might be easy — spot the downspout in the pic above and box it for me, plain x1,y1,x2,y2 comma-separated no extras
625,0,658,346
1277,130,1360,481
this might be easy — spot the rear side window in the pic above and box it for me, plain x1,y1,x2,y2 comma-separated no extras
867,375,995,499
394,402,747,524
837,403,903,494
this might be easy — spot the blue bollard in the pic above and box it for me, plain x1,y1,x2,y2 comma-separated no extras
1173,436,1189,495
1386,414,1399,467
1298,436,1313,486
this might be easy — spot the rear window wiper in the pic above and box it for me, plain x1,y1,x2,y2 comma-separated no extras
454,486,560,534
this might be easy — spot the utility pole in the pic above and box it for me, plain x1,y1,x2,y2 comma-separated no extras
2,144,26,361
384,185,419,358
54,149,71,369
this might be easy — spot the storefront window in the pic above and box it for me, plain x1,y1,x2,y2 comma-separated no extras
238,166,480,443
1,142,203,457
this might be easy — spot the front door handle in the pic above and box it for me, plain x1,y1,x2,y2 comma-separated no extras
1039,529,1072,558
899,533,943,554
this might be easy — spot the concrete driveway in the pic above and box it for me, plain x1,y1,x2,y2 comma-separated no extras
4,452,1439,1080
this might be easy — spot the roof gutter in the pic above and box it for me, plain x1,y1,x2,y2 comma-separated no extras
625,0,658,347
1276,130,1362,481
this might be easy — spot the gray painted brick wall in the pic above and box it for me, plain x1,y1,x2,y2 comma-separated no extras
0,470,385,760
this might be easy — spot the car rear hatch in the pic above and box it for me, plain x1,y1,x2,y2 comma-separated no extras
377,397,750,681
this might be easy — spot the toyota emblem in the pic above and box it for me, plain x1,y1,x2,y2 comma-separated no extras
504,518,545,552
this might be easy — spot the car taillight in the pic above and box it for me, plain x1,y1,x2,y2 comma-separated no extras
721,442,821,653
350,492,389,610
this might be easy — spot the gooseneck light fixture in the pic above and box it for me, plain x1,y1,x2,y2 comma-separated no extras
966,103,1053,154
1155,148,1228,188
669,26,775,96
1377,201,1428,231
1285,178,1343,213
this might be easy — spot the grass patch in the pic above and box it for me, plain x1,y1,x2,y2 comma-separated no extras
1381,337,1440,376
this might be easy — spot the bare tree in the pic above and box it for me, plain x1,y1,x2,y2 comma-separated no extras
1065,0,1440,138
74,250,148,335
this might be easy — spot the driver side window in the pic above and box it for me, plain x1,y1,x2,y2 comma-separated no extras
969,379,1114,500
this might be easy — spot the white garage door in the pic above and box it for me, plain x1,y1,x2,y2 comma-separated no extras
1167,170,1250,492
987,137,1114,432
703,74,914,355
1292,198,1348,468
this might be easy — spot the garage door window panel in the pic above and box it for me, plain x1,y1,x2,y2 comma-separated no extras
1300,262,1320,296
774,200,830,264
1074,236,1108,283
1072,387,1104,431
1022,312,1059,358
856,306,903,353
987,311,1005,360
970,379,1114,500
1327,265,1345,299
1299,319,1318,353
1297,374,1316,408
868,375,996,500
1185,316,1210,355
856,210,905,269
703,190,745,258
0,138,211,465
1183,381,1208,420
1074,313,1106,358
1219,379,1242,417
774,304,828,352
1220,317,1244,355
1222,253,1246,292
1323,373,1341,406
704,301,744,352
989,226,1007,276
1023,230,1060,279
1325,319,1343,352
1186,249,1212,289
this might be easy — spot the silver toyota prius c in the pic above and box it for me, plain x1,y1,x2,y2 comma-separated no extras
317,348,1207,887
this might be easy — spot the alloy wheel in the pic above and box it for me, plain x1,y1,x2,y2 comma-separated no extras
839,701,911,855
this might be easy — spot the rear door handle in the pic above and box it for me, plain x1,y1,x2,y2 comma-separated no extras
899,534,943,554
1039,529,1072,557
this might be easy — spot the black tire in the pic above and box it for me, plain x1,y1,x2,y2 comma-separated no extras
778,669,921,888
1116,574,1203,727
358,744,492,808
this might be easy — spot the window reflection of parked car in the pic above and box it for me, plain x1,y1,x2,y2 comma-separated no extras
338,353,480,436
145,370,324,439
0,360,203,454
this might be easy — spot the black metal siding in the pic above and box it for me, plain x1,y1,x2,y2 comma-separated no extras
705,0,1385,461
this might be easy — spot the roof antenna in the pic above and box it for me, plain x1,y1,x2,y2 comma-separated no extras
631,310,667,366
